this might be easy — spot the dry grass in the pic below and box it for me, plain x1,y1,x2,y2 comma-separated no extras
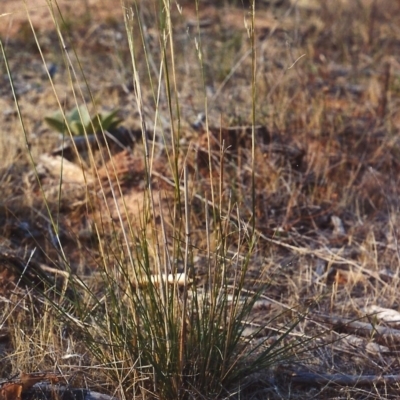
1,0,400,399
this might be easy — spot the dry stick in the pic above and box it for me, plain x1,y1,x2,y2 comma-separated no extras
315,314,400,347
289,371,400,386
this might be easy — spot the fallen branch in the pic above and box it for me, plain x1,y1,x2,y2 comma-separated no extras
288,371,400,386
315,314,400,347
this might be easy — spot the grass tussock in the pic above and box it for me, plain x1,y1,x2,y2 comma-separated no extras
1,0,400,399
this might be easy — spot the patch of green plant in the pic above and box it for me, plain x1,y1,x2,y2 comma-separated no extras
44,105,123,136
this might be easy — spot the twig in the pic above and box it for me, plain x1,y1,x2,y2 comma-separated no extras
315,314,400,346
288,370,400,386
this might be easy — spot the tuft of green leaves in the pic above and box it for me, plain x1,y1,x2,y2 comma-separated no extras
44,105,123,136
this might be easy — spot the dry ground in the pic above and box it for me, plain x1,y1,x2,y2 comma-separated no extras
1,0,400,399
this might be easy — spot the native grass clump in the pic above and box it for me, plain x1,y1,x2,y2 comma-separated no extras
1,0,400,399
